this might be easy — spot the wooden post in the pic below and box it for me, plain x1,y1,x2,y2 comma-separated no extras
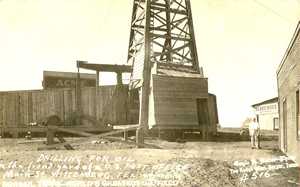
96,71,99,120
17,95,21,132
117,72,122,86
158,128,161,139
76,61,82,125
46,128,55,145
28,92,33,125
124,131,128,141
136,0,152,147
186,0,200,72
202,125,208,140
0,127,3,138
163,0,172,61
2,94,5,138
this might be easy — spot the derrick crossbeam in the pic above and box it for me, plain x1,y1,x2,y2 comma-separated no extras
127,0,200,84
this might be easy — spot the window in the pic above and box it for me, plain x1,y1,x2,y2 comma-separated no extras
273,117,279,130
297,91,300,140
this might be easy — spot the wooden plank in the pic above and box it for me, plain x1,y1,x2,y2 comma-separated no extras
153,74,207,83
5,94,16,127
19,92,28,126
0,94,2,124
49,126,96,137
151,125,201,130
77,61,132,73
113,124,139,130
40,92,44,122
155,99,197,108
45,125,139,148
0,94,4,136
154,84,208,93
2,94,6,130
50,91,56,117
53,90,64,121
28,92,33,123
155,116,198,125
16,94,20,128
154,91,208,99
90,88,96,117
32,92,37,122
36,91,42,122
96,86,102,120
156,104,197,114
81,88,87,121
117,86,129,124
96,71,99,120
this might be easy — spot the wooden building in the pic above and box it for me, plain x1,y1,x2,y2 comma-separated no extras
147,67,219,135
277,21,300,165
252,97,279,131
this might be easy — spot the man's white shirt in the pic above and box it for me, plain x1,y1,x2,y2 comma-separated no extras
249,122,259,136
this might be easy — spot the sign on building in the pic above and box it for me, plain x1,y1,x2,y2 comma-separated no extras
252,97,279,131
43,71,96,89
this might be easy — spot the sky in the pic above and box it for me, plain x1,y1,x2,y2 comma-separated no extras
0,0,299,127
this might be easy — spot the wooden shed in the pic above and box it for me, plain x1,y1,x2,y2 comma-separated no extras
277,21,300,165
148,70,218,135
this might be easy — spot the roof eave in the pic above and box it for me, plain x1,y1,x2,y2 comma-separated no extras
277,21,300,75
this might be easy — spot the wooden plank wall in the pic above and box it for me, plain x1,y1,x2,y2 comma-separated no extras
0,85,138,129
153,75,208,98
150,75,210,129
154,98,199,127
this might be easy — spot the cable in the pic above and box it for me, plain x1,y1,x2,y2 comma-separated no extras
251,0,294,24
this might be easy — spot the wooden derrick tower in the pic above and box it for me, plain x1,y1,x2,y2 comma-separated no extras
127,0,218,141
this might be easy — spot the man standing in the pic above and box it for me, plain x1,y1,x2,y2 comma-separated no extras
249,118,260,149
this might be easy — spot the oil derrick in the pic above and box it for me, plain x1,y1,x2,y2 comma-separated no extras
127,0,218,142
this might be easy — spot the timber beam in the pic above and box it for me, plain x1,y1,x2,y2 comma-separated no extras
77,61,132,73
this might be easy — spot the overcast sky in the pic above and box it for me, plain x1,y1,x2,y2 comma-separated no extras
0,0,299,127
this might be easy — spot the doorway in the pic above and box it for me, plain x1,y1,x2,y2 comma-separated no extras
197,99,209,126
283,99,287,152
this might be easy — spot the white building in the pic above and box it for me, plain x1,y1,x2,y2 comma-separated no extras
252,97,279,131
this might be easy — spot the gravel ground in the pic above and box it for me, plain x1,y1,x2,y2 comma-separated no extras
0,131,299,187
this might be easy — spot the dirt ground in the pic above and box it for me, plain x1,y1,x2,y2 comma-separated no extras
0,129,299,187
